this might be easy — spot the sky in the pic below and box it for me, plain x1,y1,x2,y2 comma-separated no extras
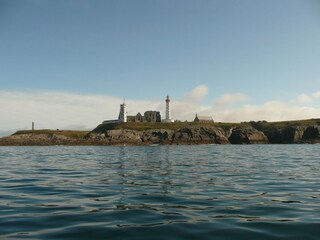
1,0,320,135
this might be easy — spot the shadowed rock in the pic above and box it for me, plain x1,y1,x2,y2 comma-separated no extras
171,127,229,144
302,126,320,143
228,127,269,144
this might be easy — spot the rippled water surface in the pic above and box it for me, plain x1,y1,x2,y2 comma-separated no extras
0,145,320,239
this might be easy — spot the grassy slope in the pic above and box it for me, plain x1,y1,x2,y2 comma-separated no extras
13,130,90,139
91,121,249,133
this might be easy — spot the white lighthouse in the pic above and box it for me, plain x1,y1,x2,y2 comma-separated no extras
118,101,127,123
163,95,174,123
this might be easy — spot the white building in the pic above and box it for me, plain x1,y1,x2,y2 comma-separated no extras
118,102,127,123
103,101,127,124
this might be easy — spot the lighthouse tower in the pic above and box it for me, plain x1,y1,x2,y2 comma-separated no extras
118,101,127,123
164,95,174,123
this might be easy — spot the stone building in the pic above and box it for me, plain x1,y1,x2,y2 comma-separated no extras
136,112,143,122
127,111,161,123
143,111,161,122
194,114,214,123
102,98,165,124
127,112,143,122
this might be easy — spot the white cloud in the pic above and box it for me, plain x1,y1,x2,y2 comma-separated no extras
294,91,320,104
215,93,250,106
311,91,320,99
169,90,320,122
0,90,160,132
172,98,320,123
214,101,320,122
185,85,208,102
297,93,312,104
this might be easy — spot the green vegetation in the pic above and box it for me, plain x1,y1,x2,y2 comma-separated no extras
92,121,249,133
13,130,89,139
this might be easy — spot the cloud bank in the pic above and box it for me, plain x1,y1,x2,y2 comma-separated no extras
1,87,320,136
215,93,250,106
0,91,161,134
185,85,209,102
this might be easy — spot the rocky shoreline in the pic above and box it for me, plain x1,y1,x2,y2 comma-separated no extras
85,126,269,145
1,120,320,146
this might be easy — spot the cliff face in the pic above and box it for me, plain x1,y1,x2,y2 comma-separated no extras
301,126,320,143
253,125,320,144
228,127,269,144
85,126,267,145
1,121,320,146
70,122,320,145
171,127,230,144
262,126,305,144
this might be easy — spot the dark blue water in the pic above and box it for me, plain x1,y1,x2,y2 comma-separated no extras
0,145,319,239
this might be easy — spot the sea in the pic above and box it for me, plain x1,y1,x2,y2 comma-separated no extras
0,145,319,239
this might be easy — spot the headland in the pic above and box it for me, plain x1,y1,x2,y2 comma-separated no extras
1,119,320,146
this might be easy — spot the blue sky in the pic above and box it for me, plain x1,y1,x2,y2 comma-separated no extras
1,0,320,133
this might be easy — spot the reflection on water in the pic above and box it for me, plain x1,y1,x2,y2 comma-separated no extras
0,145,320,239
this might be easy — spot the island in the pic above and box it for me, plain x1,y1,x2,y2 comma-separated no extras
0,119,320,146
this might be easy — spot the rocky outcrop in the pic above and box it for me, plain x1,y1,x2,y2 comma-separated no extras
171,127,229,144
262,126,306,144
2,122,320,146
86,126,230,145
283,126,305,143
259,125,320,144
86,126,267,145
85,129,143,145
141,129,174,144
302,126,320,143
228,127,269,144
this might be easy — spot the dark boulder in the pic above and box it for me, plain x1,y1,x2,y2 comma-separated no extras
229,127,269,144
171,127,229,144
141,129,174,144
302,125,320,143
262,126,305,144
280,126,305,143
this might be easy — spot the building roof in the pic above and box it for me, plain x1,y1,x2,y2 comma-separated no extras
194,114,214,121
196,116,213,121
